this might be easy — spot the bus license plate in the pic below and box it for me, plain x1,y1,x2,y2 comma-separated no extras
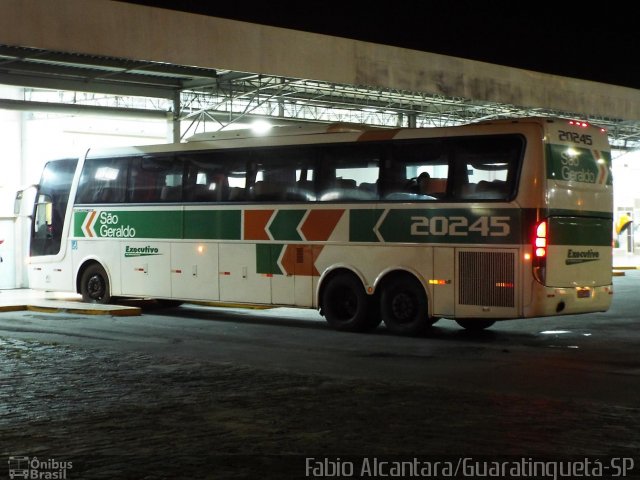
577,288,591,298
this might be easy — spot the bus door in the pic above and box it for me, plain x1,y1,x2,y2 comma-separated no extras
28,159,77,291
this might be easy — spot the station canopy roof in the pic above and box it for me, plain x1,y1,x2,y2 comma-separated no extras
1,44,639,151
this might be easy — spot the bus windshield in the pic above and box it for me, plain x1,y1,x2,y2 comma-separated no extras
31,158,77,257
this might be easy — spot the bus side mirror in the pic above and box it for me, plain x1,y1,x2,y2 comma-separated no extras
14,184,38,216
14,190,23,215
34,194,53,237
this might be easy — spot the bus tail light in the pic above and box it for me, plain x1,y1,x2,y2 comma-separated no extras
533,220,547,284
535,221,547,258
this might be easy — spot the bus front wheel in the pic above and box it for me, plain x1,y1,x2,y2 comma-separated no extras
80,263,111,304
380,274,434,335
321,272,379,332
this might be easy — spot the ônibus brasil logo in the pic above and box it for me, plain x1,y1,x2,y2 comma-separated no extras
81,211,136,238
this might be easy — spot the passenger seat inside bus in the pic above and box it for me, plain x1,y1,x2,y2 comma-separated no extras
252,181,293,201
475,180,507,199
422,177,447,197
459,180,507,200
160,185,182,202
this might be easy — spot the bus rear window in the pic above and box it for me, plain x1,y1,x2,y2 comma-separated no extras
452,135,523,201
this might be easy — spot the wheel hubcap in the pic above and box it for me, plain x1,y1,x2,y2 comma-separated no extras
337,290,356,319
391,292,415,323
87,275,104,299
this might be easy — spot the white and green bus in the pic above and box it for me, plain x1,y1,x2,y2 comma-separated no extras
25,117,613,332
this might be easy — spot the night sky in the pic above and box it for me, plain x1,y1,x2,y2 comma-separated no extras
118,1,639,90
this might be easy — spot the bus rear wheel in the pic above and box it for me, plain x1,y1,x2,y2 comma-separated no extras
321,272,380,332
455,319,495,331
80,263,111,304
380,274,433,335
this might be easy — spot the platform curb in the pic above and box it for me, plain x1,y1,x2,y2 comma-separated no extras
0,303,140,316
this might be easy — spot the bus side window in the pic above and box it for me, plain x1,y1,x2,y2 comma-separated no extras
130,168,159,202
449,135,522,201
76,157,127,204
129,156,183,203
183,153,230,203
160,184,182,202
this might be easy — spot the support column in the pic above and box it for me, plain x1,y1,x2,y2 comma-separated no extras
171,91,181,143
0,88,23,288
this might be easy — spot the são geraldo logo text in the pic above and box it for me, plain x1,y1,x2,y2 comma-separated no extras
98,212,136,237
81,211,136,238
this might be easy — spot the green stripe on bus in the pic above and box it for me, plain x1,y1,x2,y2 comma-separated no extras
184,210,241,240
74,209,241,239
74,210,182,238
73,206,610,246
128,211,182,238
549,216,613,246
377,208,523,244
350,209,385,242
73,211,89,237
547,208,613,220
269,210,305,241
256,244,284,275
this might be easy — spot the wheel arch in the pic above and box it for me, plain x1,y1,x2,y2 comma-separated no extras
374,267,431,311
316,264,370,313
75,258,111,295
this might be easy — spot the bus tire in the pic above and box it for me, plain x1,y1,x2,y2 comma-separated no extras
455,319,495,331
322,272,379,332
380,274,433,335
80,263,111,304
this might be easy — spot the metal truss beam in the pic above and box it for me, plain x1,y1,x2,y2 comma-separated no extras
1,44,638,151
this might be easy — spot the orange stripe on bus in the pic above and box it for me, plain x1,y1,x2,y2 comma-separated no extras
280,245,324,276
86,210,97,237
244,209,274,240
300,209,344,241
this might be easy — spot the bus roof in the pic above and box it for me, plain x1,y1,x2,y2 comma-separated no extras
84,116,608,159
